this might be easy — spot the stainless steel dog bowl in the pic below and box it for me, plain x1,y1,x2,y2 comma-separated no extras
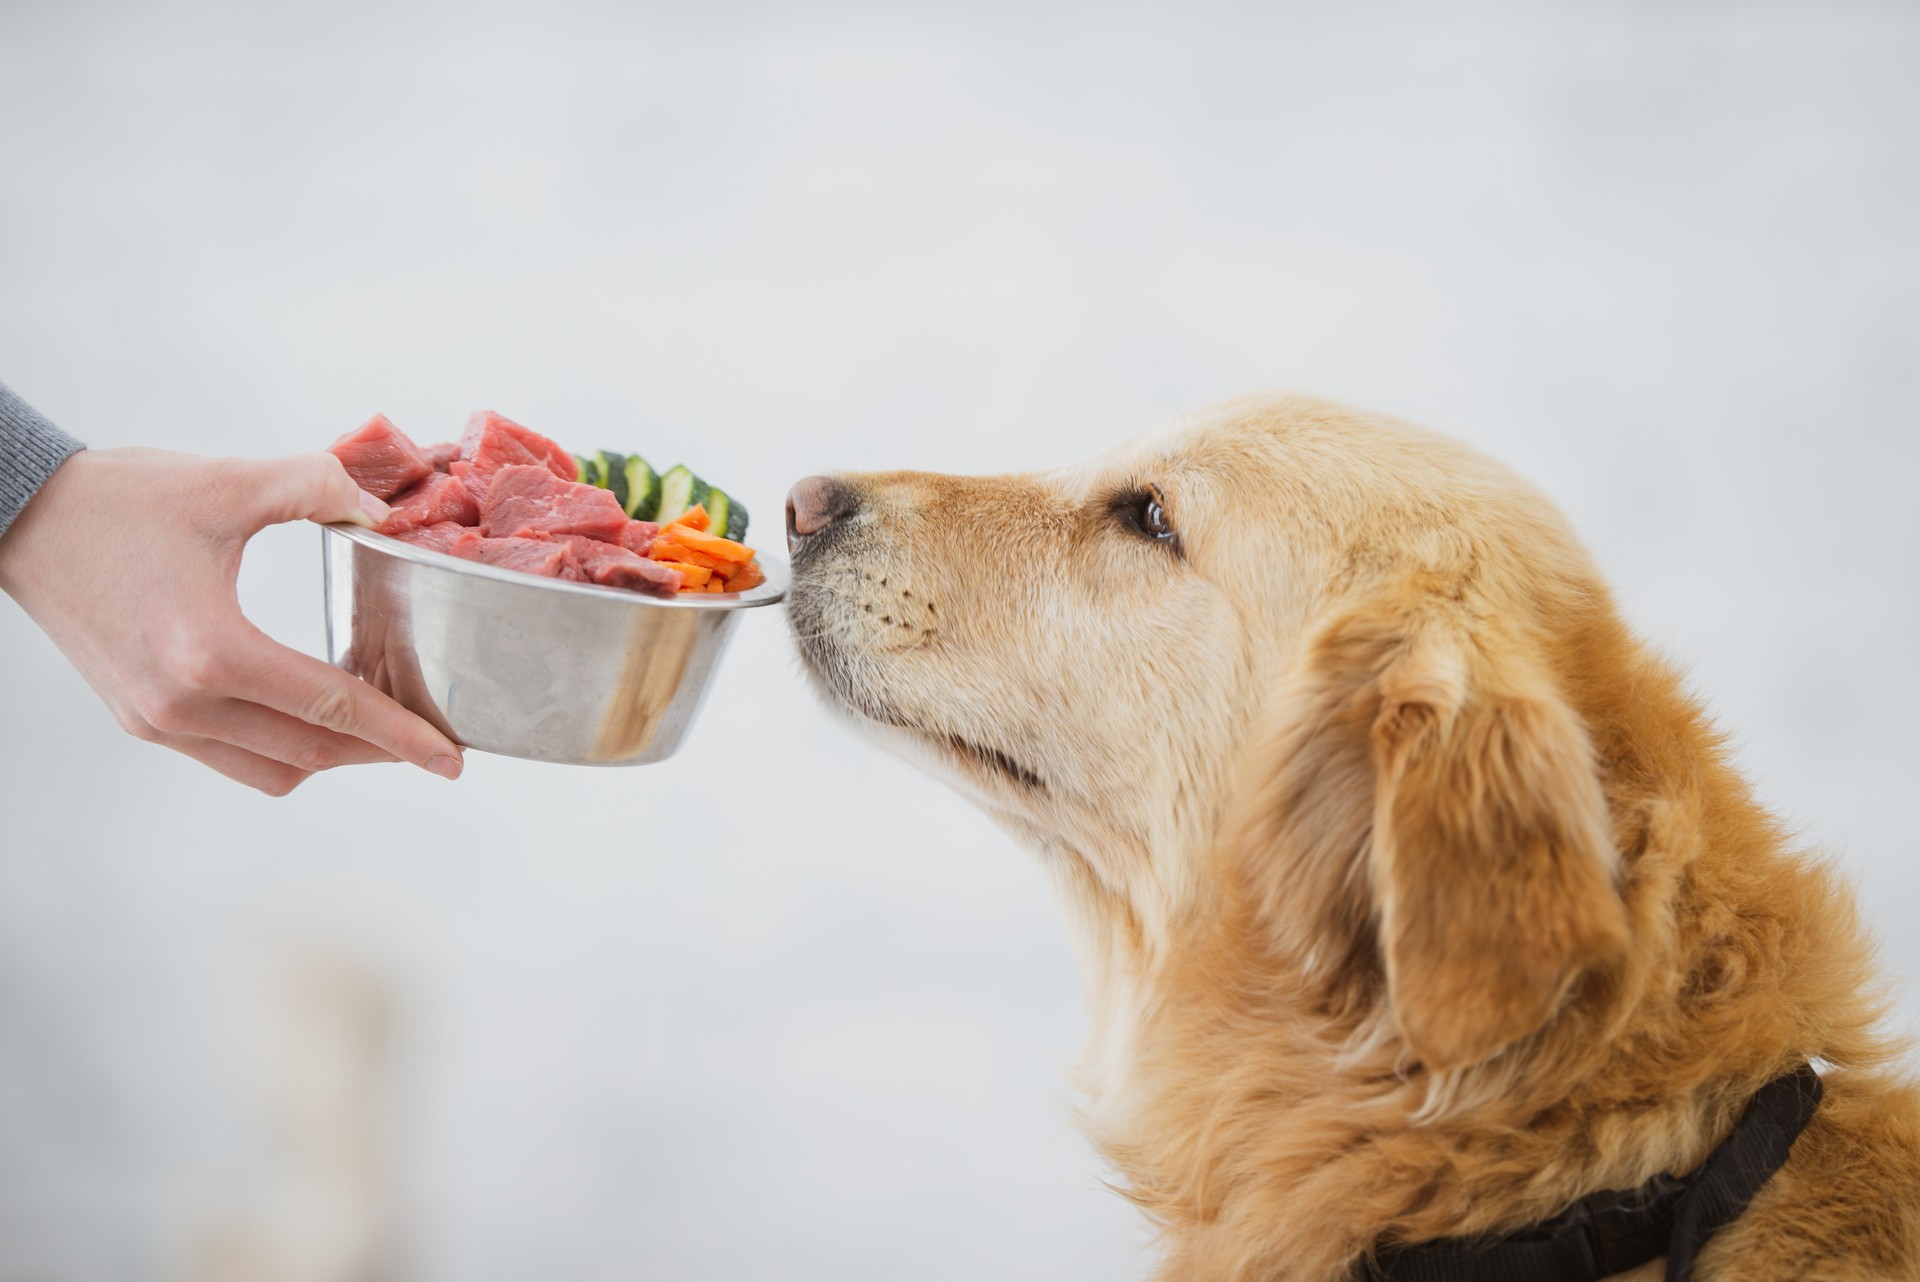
320,523,786,766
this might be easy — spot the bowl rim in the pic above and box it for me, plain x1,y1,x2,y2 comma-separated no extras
322,522,788,610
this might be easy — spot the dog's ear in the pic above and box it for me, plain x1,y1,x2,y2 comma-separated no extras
1363,604,1629,1071
1239,581,1629,1072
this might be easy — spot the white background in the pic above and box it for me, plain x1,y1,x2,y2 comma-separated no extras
1,2,1915,1279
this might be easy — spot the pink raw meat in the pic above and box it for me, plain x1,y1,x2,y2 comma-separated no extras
619,520,660,556
479,464,630,543
457,411,577,483
377,472,479,535
539,534,682,597
396,521,469,555
329,414,432,500
449,530,588,581
424,441,460,472
447,459,488,505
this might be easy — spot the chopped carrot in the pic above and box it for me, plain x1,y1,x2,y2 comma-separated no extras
649,542,735,574
640,506,763,594
644,537,686,561
655,559,712,588
657,523,755,563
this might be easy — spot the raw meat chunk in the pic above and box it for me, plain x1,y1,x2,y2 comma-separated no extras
479,465,630,543
585,549,682,596
424,441,460,472
620,519,661,556
447,459,488,505
458,411,577,483
377,472,479,535
536,534,682,597
449,530,589,581
396,521,468,554
329,414,432,500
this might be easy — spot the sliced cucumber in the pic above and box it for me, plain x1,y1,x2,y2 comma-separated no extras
623,454,661,520
600,451,629,511
697,489,747,540
703,487,732,540
655,465,709,525
655,465,695,524
577,446,736,534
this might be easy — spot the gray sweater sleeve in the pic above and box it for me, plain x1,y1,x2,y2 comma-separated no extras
0,380,86,538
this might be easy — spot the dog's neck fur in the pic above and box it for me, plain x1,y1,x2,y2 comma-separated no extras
1006,647,1908,1282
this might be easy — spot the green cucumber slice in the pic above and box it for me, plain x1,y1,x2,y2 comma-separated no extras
573,444,735,534
656,465,709,525
623,455,661,520
601,451,630,510
703,488,732,540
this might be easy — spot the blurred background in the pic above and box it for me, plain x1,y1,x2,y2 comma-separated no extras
2,1,1916,1278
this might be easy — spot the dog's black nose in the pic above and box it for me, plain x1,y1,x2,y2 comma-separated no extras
786,476,858,553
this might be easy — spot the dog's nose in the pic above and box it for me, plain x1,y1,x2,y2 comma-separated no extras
786,476,858,552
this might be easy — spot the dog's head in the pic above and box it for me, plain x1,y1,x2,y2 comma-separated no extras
788,394,1630,1074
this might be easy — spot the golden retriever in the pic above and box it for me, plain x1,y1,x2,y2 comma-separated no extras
784,393,1920,1281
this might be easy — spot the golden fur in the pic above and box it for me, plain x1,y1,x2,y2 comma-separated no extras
786,394,1920,1281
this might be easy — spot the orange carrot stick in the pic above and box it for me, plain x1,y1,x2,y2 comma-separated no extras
657,523,755,563
654,559,712,588
649,543,734,574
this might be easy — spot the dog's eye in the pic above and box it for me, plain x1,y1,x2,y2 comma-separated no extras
1117,489,1177,544
1139,496,1173,539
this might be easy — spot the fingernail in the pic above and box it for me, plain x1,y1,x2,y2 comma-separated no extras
425,754,462,780
358,491,391,527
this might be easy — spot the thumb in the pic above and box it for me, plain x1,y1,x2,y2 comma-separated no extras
243,453,390,532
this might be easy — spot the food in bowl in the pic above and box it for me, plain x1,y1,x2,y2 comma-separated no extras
327,411,764,597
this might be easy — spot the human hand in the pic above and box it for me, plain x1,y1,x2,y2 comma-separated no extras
0,448,465,794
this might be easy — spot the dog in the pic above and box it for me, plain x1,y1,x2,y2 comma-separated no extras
784,393,1919,1281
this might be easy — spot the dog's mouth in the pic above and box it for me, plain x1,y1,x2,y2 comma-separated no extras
789,557,1047,793
942,733,1046,791
805,660,1047,792
862,702,1047,793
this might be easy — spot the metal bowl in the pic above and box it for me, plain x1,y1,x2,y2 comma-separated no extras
320,523,786,766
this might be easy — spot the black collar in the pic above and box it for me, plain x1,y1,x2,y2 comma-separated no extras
1366,1063,1823,1282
